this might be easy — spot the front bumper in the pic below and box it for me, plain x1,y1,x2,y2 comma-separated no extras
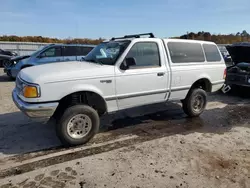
3,68,10,76
12,89,59,118
4,67,19,78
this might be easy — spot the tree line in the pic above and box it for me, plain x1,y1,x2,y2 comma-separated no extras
174,30,250,44
0,30,250,44
0,35,105,45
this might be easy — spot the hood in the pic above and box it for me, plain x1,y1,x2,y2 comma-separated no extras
226,43,250,64
0,54,12,60
0,49,15,56
11,55,30,62
19,61,114,83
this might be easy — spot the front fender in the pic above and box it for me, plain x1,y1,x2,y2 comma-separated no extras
13,60,26,69
59,84,104,100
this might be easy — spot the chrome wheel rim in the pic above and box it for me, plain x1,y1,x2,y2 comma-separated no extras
192,94,204,112
67,114,92,139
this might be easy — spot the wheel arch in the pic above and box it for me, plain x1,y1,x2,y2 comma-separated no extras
53,89,108,121
184,77,212,100
191,78,212,92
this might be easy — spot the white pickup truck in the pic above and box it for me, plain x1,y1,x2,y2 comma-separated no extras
12,33,226,147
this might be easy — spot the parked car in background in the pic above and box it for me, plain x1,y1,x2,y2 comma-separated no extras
0,49,18,67
12,33,226,147
218,45,229,57
4,43,95,79
225,42,250,89
218,45,233,66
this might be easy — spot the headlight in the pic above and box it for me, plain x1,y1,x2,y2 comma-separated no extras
16,76,40,98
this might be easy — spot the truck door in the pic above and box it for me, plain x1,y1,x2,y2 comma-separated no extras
115,40,169,110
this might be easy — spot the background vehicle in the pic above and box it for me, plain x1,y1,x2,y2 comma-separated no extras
0,49,18,67
218,45,233,66
4,43,95,79
225,42,250,89
12,33,226,147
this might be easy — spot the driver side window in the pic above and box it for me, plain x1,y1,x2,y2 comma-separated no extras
40,47,62,57
125,42,161,68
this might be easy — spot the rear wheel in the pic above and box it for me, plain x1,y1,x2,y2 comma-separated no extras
56,105,100,147
182,88,207,117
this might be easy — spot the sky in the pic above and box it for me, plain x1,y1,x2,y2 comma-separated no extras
0,0,249,39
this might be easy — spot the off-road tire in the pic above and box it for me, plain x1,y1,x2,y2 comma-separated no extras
56,105,100,147
182,88,207,117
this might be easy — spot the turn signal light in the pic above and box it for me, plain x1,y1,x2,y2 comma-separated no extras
23,86,38,98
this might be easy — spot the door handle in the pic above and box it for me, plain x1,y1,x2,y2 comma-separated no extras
157,72,165,76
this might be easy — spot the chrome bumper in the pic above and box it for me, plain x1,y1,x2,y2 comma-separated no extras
12,89,59,118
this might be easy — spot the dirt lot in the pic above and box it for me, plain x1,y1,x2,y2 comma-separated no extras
0,68,250,188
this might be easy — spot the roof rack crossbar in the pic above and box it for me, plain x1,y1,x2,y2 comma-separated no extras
110,33,155,41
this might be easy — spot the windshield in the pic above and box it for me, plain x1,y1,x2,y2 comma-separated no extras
30,45,50,57
84,40,130,65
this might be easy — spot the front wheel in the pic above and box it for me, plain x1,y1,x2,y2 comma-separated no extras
182,88,207,117
6,70,15,80
56,105,100,147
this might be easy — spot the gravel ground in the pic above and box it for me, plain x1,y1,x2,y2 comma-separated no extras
0,68,250,188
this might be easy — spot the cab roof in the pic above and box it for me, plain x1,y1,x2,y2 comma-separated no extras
105,32,216,45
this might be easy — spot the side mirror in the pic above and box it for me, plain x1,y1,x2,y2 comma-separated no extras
121,57,136,70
